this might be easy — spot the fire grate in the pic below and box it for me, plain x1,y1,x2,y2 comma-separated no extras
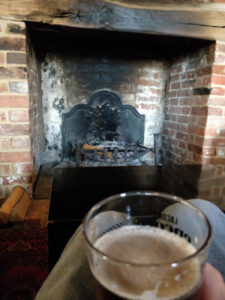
71,142,153,165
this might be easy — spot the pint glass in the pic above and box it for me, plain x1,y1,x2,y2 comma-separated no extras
83,191,212,300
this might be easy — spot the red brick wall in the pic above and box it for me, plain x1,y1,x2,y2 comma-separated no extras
162,43,216,164
163,41,225,167
0,20,32,199
135,62,167,152
208,41,225,164
163,41,225,205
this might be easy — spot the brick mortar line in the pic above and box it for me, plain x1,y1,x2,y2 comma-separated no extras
0,65,28,68
0,90,28,94
165,127,218,132
214,54,225,58
0,51,27,54
165,109,225,113
0,162,30,167
0,82,28,86
170,67,215,75
0,183,33,187
0,108,29,111
191,134,225,138
0,151,31,154
212,62,225,65
167,95,209,99
0,126,30,129
0,32,25,37
211,83,225,87
0,93,29,96
0,178,32,182
0,92,29,95
0,174,31,177
0,79,28,81
211,73,225,76
0,36,26,41
169,78,211,83
215,49,225,52
0,136,31,139
0,66,28,69
0,149,31,152
0,73,28,77
214,61,225,67
208,95,225,97
0,136,31,141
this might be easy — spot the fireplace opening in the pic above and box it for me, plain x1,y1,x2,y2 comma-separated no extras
1,17,225,207
5,21,220,207
26,22,213,176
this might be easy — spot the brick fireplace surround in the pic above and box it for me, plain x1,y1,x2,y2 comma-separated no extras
1,17,225,209
0,21,32,198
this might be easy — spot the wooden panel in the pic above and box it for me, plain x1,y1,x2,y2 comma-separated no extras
1,0,225,40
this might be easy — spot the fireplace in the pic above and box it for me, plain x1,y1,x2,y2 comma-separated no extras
26,23,173,170
0,16,225,209
1,4,225,272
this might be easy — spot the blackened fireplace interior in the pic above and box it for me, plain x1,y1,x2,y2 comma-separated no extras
26,23,213,268
27,23,211,173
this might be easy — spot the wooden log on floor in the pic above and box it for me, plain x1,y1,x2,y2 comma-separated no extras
0,186,24,224
9,190,31,223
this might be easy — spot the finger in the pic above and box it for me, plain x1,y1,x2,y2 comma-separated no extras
199,263,225,300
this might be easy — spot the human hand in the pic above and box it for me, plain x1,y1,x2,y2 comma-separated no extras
199,263,225,300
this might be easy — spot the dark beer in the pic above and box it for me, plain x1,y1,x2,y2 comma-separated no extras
91,226,202,300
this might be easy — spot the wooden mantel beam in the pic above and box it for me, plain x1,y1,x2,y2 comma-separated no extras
1,0,225,40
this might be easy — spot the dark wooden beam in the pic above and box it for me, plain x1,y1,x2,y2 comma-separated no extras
1,0,225,40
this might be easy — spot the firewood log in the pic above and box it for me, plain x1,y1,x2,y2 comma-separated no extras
82,144,103,151
0,186,24,224
9,190,31,222
82,144,112,158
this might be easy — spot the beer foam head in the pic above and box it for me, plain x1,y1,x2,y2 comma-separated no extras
91,225,201,300
94,225,196,264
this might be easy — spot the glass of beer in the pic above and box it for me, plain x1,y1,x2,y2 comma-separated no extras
83,191,212,300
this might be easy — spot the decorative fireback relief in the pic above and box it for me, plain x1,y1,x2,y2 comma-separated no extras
62,90,147,163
